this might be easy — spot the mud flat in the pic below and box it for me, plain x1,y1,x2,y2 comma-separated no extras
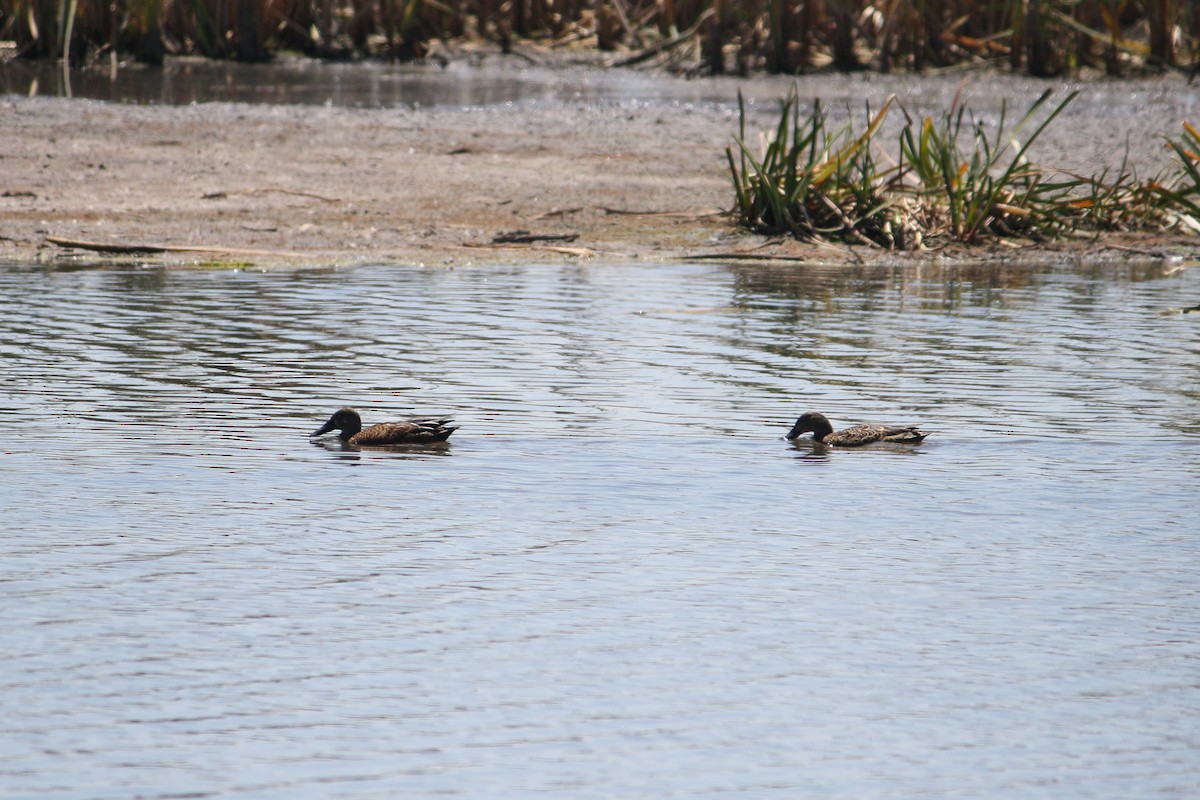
2,64,1198,267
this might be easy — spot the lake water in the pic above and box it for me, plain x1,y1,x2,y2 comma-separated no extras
2,258,1198,798
0,58,739,107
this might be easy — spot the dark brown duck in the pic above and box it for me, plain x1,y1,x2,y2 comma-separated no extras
311,408,457,445
785,411,927,446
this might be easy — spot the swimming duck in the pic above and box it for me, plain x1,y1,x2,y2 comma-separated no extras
786,411,927,446
311,407,457,445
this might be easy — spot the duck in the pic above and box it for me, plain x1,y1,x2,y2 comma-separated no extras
310,407,457,445
785,411,927,446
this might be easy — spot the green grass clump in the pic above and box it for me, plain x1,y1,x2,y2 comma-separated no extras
728,87,1200,250
1160,122,1200,230
726,89,904,248
898,89,1077,242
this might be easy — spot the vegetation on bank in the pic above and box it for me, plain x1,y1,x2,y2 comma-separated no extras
727,87,1200,249
1,0,1197,77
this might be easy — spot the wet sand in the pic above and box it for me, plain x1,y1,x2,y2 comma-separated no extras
2,64,1199,267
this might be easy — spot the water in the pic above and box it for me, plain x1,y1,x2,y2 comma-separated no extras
0,58,738,107
2,259,1198,798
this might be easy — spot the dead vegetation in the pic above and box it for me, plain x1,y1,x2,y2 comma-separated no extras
2,0,1197,79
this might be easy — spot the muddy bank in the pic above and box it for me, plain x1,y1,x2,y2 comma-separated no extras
2,66,1199,268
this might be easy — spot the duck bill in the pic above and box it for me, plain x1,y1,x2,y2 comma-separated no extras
311,419,337,437
784,424,805,440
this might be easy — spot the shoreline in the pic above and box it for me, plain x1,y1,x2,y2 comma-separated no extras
3,66,1199,269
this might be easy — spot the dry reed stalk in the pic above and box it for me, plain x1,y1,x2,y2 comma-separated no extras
0,0,1195,73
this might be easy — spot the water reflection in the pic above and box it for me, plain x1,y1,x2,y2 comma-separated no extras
0,57,731,108
729,260,1183,309
309,438,455,459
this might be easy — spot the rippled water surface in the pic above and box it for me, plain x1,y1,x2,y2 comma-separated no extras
3,259,1199,799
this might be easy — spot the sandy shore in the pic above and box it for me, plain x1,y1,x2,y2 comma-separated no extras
2,65,1199,268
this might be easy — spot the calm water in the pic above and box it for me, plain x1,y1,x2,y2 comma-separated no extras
2,259,1199,799
0,58,738,107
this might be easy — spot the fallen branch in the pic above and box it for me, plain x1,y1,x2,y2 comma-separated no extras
45,235,300,258
602,207,724,218
465,241,595,257
675,251,811,263
492,230,579,244
609,9,714,68
537,245,593,257
532,207,584,219
202,187,342,203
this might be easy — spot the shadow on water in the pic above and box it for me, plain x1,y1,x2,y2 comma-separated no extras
309,438,455,459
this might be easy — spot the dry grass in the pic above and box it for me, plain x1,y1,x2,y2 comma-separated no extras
1,1,1196,76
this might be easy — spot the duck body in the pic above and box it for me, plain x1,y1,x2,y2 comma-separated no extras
786,411,927,446
311,408,457,445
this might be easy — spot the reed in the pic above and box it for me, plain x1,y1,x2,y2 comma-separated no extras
1,0,1195,74
729,86,1200,248
1159,122,1200,226
726,88,905,247
898,89,1078,242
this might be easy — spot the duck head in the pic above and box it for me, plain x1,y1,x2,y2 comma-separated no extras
311,408,363,439
785,411,833,441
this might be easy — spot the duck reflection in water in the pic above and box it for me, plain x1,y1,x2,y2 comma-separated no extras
310,407,457,446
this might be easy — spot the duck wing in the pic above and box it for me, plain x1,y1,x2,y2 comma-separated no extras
827,423,927,446
350,418,457,445
877,424,928,444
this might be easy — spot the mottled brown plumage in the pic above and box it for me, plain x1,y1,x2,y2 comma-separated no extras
786,411,927,446
311,408,457,445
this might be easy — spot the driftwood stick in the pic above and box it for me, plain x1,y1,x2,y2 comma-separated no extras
46,236,168,254
201,187,342,203
464,241,595,257
676,252,812,263
610,9,714,68
491,230,579,244
45,236,298,258
603,207,724,218
531,207,584,219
